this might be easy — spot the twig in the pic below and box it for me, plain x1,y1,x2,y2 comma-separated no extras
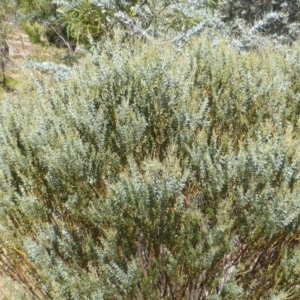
18,33,27,58
5,39,18,55
50,26,73,54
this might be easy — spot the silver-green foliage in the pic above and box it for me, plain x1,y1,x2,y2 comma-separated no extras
1,33,300,299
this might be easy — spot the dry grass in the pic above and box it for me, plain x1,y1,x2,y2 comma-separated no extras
0,275,29,300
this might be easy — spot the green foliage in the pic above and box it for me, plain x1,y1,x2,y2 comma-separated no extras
22,21,44,44
16,0,55,19
13,0,213,47
9,0,300,50
219,0,300,24
56,0,114,45
2,31,300,299
218,0,300,44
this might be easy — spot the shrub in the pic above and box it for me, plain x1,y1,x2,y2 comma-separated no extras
1,32,300,299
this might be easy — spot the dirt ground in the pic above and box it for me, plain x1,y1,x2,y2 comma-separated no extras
0,32,71,94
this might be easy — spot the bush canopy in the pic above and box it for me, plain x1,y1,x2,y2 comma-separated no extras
1,32,300,299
